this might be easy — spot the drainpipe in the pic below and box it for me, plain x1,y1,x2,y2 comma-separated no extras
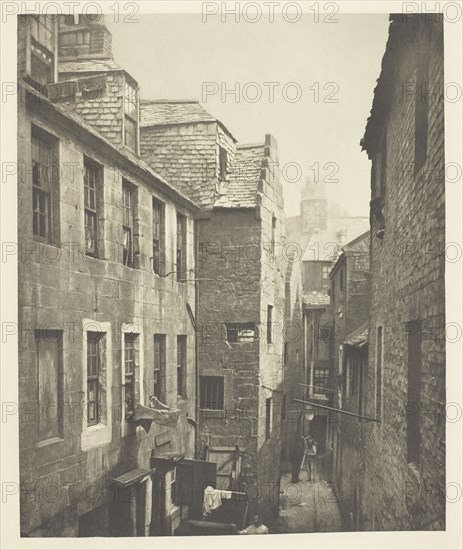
194,217,200,459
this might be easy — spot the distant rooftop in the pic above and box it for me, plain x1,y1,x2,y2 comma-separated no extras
58,59,124,74
303,291,330,307
140,99,216,127
140,99,238,142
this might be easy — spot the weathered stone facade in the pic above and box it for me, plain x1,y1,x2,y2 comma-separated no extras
360,14,445,530
329,232,370,528
196,137,286,524
18,15,198,537
140,103,237,208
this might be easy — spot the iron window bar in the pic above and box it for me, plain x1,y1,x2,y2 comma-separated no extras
293,398,381,423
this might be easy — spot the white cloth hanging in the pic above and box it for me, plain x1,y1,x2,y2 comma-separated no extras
203,486,233,515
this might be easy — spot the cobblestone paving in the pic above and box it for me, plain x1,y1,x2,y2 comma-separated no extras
272,471,344,534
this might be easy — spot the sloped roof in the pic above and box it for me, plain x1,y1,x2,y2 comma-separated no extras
214,143,264,209
303,291,330,307
24,84,198,210
140,100,216,127
302,216,370,262
344,322,369,348
58,59,123,73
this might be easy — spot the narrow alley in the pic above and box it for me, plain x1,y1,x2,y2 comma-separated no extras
277,473,344,534
9,9,451,544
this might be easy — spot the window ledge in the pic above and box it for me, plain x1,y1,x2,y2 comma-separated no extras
81,423,111,451
199,408,226,419
36,436,64,448
32,237,61,248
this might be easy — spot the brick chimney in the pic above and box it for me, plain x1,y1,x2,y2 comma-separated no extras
58,14,112,60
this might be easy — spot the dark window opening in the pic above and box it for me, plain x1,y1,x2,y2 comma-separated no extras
152,198,165,275
87,331,106,427
36,329,63,440
84,158,102,257
29,16,55,88
314,368,329,390
153,335,166,402
265,397,272,439
124,81,138,152
219,146,228,180
200,376,224,410
414,27,431,171
124,333,139,419
267,305,273,343
176,213,187,281
122,181,137,268
225,323,257,343
271,216,277,257
32,127,58,242
376,326,383,420
177,336,187,400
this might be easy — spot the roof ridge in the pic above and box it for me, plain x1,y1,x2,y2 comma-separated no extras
237,142,265,149
140,99,200,104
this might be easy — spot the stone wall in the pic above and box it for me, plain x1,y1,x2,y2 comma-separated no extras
18,91,197,536
57,70,125,148
361,16,445,531
140,122,236,208
197,135,285,524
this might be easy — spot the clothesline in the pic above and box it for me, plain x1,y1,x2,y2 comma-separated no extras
203,486,247,516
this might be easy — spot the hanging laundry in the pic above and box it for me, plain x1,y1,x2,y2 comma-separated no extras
203,486,233,516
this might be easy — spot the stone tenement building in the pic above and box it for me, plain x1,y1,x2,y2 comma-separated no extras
360,14,445,530
328,231,370,528
17,14,286,536
197,137,285,524
19,14,201,537
139,99,286,523
285,180,369,466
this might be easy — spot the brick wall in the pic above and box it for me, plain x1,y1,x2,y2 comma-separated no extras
361,16,445,531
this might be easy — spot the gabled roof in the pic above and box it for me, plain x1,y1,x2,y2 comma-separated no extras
343,230,370,252
214,143,265,209
140,99,216,127
139,99,238,142
58,59,123,74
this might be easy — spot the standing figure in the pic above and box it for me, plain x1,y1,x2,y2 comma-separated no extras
304,435,317,482
290,432,305,483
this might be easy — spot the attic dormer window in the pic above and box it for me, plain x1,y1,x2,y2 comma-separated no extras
124,81,138,152
29,16,56,87
219,146,228,181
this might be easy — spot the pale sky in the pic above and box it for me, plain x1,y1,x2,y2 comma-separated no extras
107,14,390,217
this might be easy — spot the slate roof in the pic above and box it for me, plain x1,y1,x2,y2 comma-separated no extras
140,100,216,127
214,143,264,209
303,291,330,307
344,322,369,348
58,59,124,74
24,84,198,210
